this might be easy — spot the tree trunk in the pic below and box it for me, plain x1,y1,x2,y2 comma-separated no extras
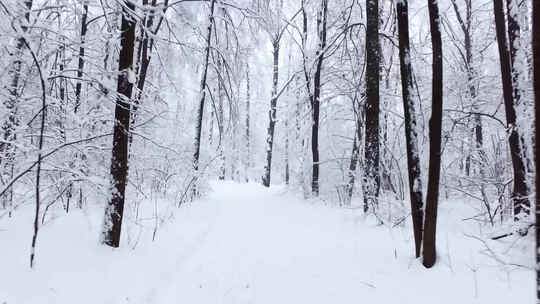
452,0,483,176
67,0,89,210
193,0,216,174
245,63,251,182
130,0,168,137
396,0,424,259
532,0,539,298
492,0,529,219
74,1,88,113
285,99,290,185
363,0,380,212
101,0,137,248
0,0,33,213
135,0,156,102
506,0,521,108
262,41,280,187
507,0,532,173
423,0,443,268
217,57,226,181
295,77,307,195
129,0,156,145
451,0,490,217
345,101,362,206
310,0,328,196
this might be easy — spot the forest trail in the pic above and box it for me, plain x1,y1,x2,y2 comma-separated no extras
146,182,530,304
0,182,532,304
150,181,384,303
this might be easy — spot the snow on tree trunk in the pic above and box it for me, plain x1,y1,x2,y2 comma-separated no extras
310,0,328,196
217,56,226,181
396,0,424,259
363,0,381,212
262,41,280,187
493,0,530,220
532,0,539,300
101,1,137,248
344,105,362,206
74,1,88,113
192,0,216,190
245,63,251,182
0,0,32,214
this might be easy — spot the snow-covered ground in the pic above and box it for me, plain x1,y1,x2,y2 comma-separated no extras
0,181,534,303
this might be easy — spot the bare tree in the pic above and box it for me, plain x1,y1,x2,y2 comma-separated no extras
363,0,380,211
492,0,529,219
101,0,137,248
260,0,288,187
344,96,363,206
65,0,89,212
423,0,443,268
0,0,33,213
261,37,280,187
533,0,539,299
396,0,424,259
74,1,88,113
245,63,251,182
448,0,484,175
506,0,521,116
193,0,216,187
130,0,169,134
310,0,328,196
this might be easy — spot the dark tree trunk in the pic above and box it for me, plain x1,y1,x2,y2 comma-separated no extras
363,0,380,212
493,0,529,219
0,0,32,213
506,0,521,108
135,0,156,100
310,0,328,196
193,0,216,174
262,41,280,187
423,0,443,268
532,0,539,300
68,0,89,211
101,1,137,248
129,0,156,140
507,0,532,173
345,134,360,204
396,0,424,259
74,1,88,113
130,0,168,136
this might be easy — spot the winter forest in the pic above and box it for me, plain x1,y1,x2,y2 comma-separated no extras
0,0,539,302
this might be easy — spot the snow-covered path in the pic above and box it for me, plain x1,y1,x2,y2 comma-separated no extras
0,181,533,304
152,182,383,303
149,182,532,304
